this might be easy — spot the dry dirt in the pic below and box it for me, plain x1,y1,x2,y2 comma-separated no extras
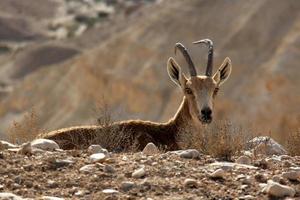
0,148,300,199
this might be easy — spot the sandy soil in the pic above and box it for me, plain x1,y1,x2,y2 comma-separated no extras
0,148,300,199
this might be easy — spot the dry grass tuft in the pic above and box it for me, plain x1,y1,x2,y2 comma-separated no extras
8,109,44,144
285,128,300,156
179,120,252,161
94,96,113,127
89,97,135,152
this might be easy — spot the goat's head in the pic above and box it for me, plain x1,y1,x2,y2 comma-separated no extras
167,39,232,124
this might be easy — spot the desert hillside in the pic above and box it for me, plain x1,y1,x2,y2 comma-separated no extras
0,0,299,142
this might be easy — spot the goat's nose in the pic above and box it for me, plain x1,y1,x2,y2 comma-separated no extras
201,107,212,117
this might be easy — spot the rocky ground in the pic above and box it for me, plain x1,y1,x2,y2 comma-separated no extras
0,139,300,199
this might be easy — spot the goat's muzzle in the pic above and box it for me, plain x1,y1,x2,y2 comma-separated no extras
198,107,212,124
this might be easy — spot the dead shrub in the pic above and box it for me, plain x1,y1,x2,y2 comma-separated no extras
285,128,300,156
94,96,112,127
88,97,135,151
179,120,252,161
8,109,43,144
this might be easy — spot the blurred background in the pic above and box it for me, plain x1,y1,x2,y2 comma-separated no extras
0,0,299,143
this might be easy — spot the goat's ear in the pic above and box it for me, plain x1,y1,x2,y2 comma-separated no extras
167,57,185,86
213,57,232,86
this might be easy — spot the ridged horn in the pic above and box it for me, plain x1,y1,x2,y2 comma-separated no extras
193,39,214,77
174,43,197,76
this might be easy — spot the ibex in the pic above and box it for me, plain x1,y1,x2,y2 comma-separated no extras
42,39,232,151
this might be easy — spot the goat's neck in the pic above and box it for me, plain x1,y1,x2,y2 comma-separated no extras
170,97,197,130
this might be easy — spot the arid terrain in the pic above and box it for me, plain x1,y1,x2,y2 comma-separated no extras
0,138,300,200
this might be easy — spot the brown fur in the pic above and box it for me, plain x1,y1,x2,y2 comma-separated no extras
41,96,193,151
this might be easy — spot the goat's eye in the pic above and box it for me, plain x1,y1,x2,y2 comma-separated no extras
213,87,219,97
185,88,193,95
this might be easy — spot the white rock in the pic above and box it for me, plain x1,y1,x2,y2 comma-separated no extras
210,169,226,179
271,155,282,161
87,145,102,153
262,180,295,197
184,178,198,188
132,167,146,178
0,193,23,200
87,145,108,155
47,180,58,188
120,181,135,192
209,162,257,170
31,139,59,151
74,24,87,37
94,3,114,14
102,189,118,194
142,143,159,155
236,155,251,165
282,171,300,181
74,190,84,196
89,153,106,162
248,136,287,155
177,149,200,159
240,185,248,189
79,164,97,173
0,141,18,149
290,167,300,171
41,196,64,200
239,195,255,200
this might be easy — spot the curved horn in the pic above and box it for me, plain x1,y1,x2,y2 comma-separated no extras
174,43,197,76
193,39,214,77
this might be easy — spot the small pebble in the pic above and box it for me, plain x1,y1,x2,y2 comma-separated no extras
132,167,146,178
31,139,60,151
47,180,58,188
120,181,135,192
236,155,251,165
184,178,198,188
104,165,115,173
102,189,119,194
239,195,255,200
89,153,106,163
79,164,97,173
210,169,225,179
179,149,200,159
262,180,295,197
0,193,23,200
41,196,64,200
87,145,108,155
0,141,17,150
142,143,159,155
282,171,300,181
